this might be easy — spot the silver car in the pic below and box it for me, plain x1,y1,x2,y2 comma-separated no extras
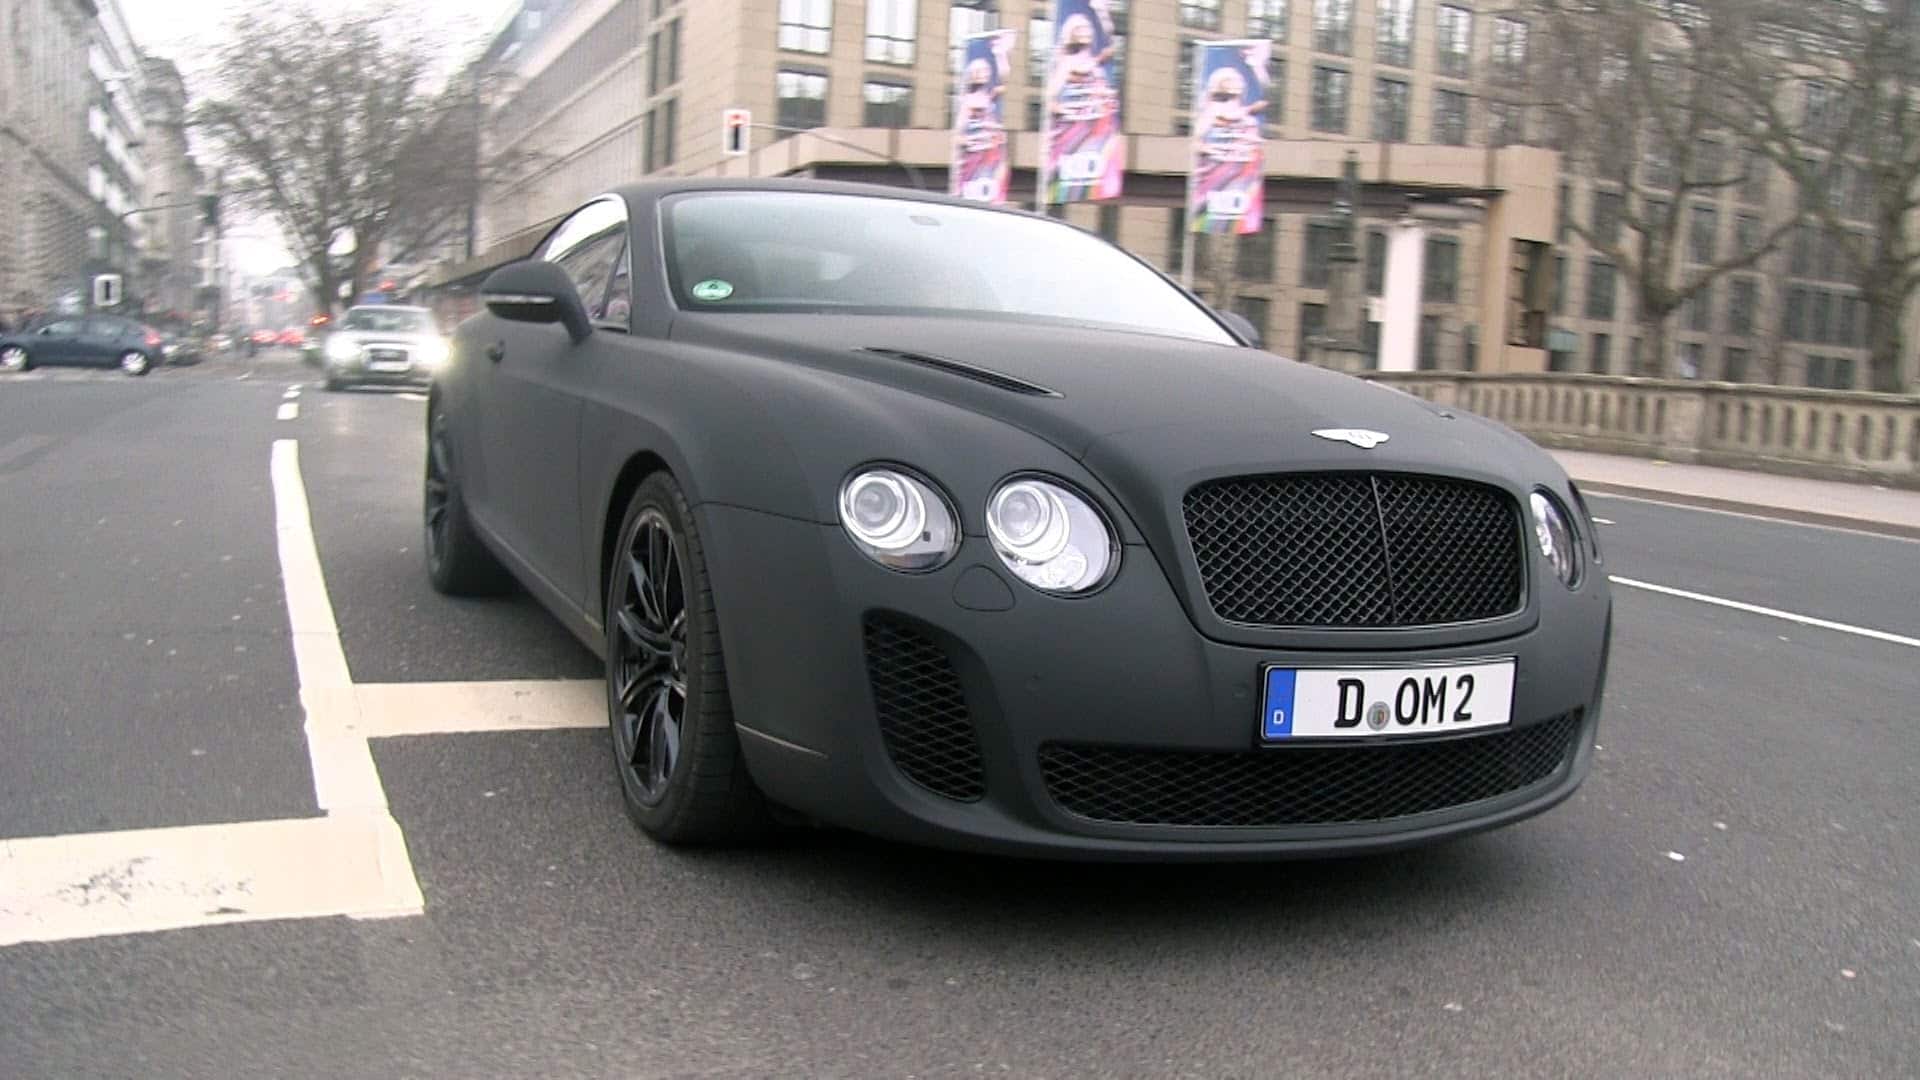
320,305,450,390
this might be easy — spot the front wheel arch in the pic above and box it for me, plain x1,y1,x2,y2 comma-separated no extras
599,450,673,620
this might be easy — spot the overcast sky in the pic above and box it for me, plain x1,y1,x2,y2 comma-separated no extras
125,0,520,280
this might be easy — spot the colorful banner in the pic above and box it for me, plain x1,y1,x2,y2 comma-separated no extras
951,30,1015,204
1189,40,1270,235
1043,0,1125,204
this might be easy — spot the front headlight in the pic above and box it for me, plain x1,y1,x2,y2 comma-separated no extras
1567,482,1603,564
986,477,1117,594
837,467,959,572
1529,490,1582,589
417,338,451,366
325,336,359,362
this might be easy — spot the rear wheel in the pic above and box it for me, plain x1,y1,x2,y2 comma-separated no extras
423,405,513,595
118,350,151,377
0,346,28,373
606,474,770,845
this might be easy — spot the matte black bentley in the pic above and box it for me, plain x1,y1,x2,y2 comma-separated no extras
426,179,1611,858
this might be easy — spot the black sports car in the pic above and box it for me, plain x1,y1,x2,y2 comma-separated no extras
427,179,1611,859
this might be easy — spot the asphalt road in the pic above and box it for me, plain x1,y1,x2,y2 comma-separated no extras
2,349,1917,1078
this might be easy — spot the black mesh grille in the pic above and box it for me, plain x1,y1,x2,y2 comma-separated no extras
863,615,985,801
1039,711,1583,828
1182,473,1524,628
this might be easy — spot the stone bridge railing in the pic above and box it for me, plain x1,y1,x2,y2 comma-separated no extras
1359,372,1920,488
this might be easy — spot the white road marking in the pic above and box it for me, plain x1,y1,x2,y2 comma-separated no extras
283,388,300,400
1590,517,1615,525
1610,576,1920,650
1585,491,1919,545
349,680,602,737
395,392,428,402
277,402,299,420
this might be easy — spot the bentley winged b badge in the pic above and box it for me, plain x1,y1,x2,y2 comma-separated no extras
1312,428,1391,449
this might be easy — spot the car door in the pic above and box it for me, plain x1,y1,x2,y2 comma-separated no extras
477,196,630,613
81,318,129,364
32,319,85,363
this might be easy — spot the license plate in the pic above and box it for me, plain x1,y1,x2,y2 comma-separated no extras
1260,659,1515,740
368,359,410,372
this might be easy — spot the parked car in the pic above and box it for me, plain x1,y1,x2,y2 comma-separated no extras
0,314,164,376
160,332,205,366
425,179,1614,859
277,327,306,348
320,305,448,389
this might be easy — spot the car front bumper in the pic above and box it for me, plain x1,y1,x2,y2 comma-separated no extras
327,358,436,385
698,504,1612,861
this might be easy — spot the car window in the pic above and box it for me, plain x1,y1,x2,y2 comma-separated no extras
662,191,1235,345
85,317,125,336
41,319,83,336
341,308,436,333
602,238,633,329
550,227,625,324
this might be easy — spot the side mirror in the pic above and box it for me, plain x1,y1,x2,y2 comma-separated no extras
480,260,592,344
1219,311,1264,350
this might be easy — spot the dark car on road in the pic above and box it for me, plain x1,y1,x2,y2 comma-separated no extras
424,179,1613,859
0,315,164,376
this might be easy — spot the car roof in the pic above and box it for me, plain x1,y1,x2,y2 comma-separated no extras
606,176,1047,221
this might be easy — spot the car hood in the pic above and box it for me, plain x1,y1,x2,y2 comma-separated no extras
670,313,1549,487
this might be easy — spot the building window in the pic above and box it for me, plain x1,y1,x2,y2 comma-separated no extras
1586,258,1616,320
1556,183,1571,243
1028,14,1051,86
1688,205,1717,264
1176,37,1197,119
1739,150,1769,206
1727,277,1757,337
1784,285,1807,340
1678,341,1705,379
1432,89,1468,146
1419,314,1441,369
1311,66,1349,134
1299,302,1327,358
1592,190,1623,247
1552,254,1567,315
1098,204,1121,243
642,110,657,173
1365,230,1386,296
1424,235,1459,303
1723,347,1749,383
863,81,912,127
1733,213,1759,256
1375,0,1414,68
1435,5,1471,79
1249,0,1289,41
1685,282,1712,332
1167,209,1208,275
1591,332,1611,374
1313,0,1352,55
1790,223,1815,277
1263,56,1287,134
649,20,682,93
1487,101,1523,147
1372,77,1409,142
1490,16,1528,86
776,69,829,132
1180,0,1222,30
657,96,677,166
864,0,917,63
1235,295,1271,338
778,0,832,53
1302,222,1337,288
1238,226,1276,281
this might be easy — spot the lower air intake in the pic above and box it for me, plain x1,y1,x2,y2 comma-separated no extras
862,614,986,802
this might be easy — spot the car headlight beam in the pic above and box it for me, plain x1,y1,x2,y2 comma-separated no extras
987,477,1117,594
1529,490,1582,589
325,336,359,362
418,338,451,366
838,467,958,572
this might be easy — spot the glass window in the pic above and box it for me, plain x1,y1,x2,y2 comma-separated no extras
1176,38,1198,118
1552,254,1567,314
1487,101,1522,147
1373,77,1409,142
1733,213,1759,255
643,110,657,173
1680,341,1704,378
1686,282,1712,331
1418,313,1441,369
1790,223,1815,277
776,70,828,133
1235,295,1270,338
662,191,1235,343
1238,226,1276,281
1592,190,1623,247
1264,56,1286,134
542,200,628,323
863,81,912,127
1311,66,1349,134
1723,346,1748,383
657,97,678,166
1365,229,1386,296
1432,88,1468,145
1166,209,1208,274
1423,235,1458,303
1299,301,1327,358
1727,277,1757,336
1098,204,1121,243
1688,205,1717,264
1249,0,1289,41
1313,0,1352,55
1376,0,1414,67
866,0,917,64
1490,16,1528,85
1304,222,1337,287
1027,14,1050,86
1435,5,1471,78
1784,285,1807,340
1180,0,1222,30
778,0,832,53
603,240,634,328
1591,332,1610,374
537,196,626,264
1585,258,1616,320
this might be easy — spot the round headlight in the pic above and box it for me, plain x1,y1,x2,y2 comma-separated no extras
838,468,958,572
1568,482,1603,564
418,339,451,366
1529,490,1582,589
326,336,359,362
986,477,1117,594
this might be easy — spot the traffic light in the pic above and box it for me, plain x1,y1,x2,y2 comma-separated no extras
722,108,750,157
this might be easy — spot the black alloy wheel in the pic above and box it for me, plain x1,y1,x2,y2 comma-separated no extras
422,405,511,595
604,474,770,844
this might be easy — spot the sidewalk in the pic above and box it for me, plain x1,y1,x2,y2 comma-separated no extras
1553,450,1920,539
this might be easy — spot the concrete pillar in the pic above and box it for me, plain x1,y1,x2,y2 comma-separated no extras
1380,218,1425,372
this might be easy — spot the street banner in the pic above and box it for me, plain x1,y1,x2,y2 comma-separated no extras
951,30,1015,204
1188,40,1270,235
1043,0,1125,204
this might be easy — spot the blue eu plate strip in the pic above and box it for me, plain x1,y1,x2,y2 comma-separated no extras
1261,668,1296,740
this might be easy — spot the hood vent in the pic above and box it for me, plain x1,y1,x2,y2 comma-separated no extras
857,347,1061,398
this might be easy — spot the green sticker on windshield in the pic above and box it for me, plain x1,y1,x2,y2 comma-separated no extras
691,279,734,302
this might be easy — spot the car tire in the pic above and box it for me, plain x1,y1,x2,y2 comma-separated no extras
605,473,771,845
423,406,514,596
0,346,29,373
324,376,344,391
119,350,151,377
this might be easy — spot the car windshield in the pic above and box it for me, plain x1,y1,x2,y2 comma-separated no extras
341,308,434,333
663,191,1234,345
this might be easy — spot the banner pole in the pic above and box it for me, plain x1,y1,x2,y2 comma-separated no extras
1180,39,1198,289
1036,88,1050,214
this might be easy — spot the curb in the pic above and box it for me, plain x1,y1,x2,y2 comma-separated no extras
1573,481,1920,542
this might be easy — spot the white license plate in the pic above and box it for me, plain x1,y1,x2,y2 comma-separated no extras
1259,659,1515,740
368,359,410,372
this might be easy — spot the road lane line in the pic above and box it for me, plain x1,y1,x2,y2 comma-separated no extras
1591,517,1615,525
277,402,299,420
395,392,427,402
349,680,603,737
1609,576,1920,650
1584,491,1920,544
283,388,300,400
0,814,420,947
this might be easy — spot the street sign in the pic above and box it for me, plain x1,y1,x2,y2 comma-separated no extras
721,108,750,157
93,274,123,308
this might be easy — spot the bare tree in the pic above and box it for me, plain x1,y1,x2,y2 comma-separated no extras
1716,0,1920,393
1523,0,1802,377
195,7,473,314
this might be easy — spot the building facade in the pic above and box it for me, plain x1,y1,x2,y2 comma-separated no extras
0,0,100,320
137,57,207,321
471,0,1918,389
